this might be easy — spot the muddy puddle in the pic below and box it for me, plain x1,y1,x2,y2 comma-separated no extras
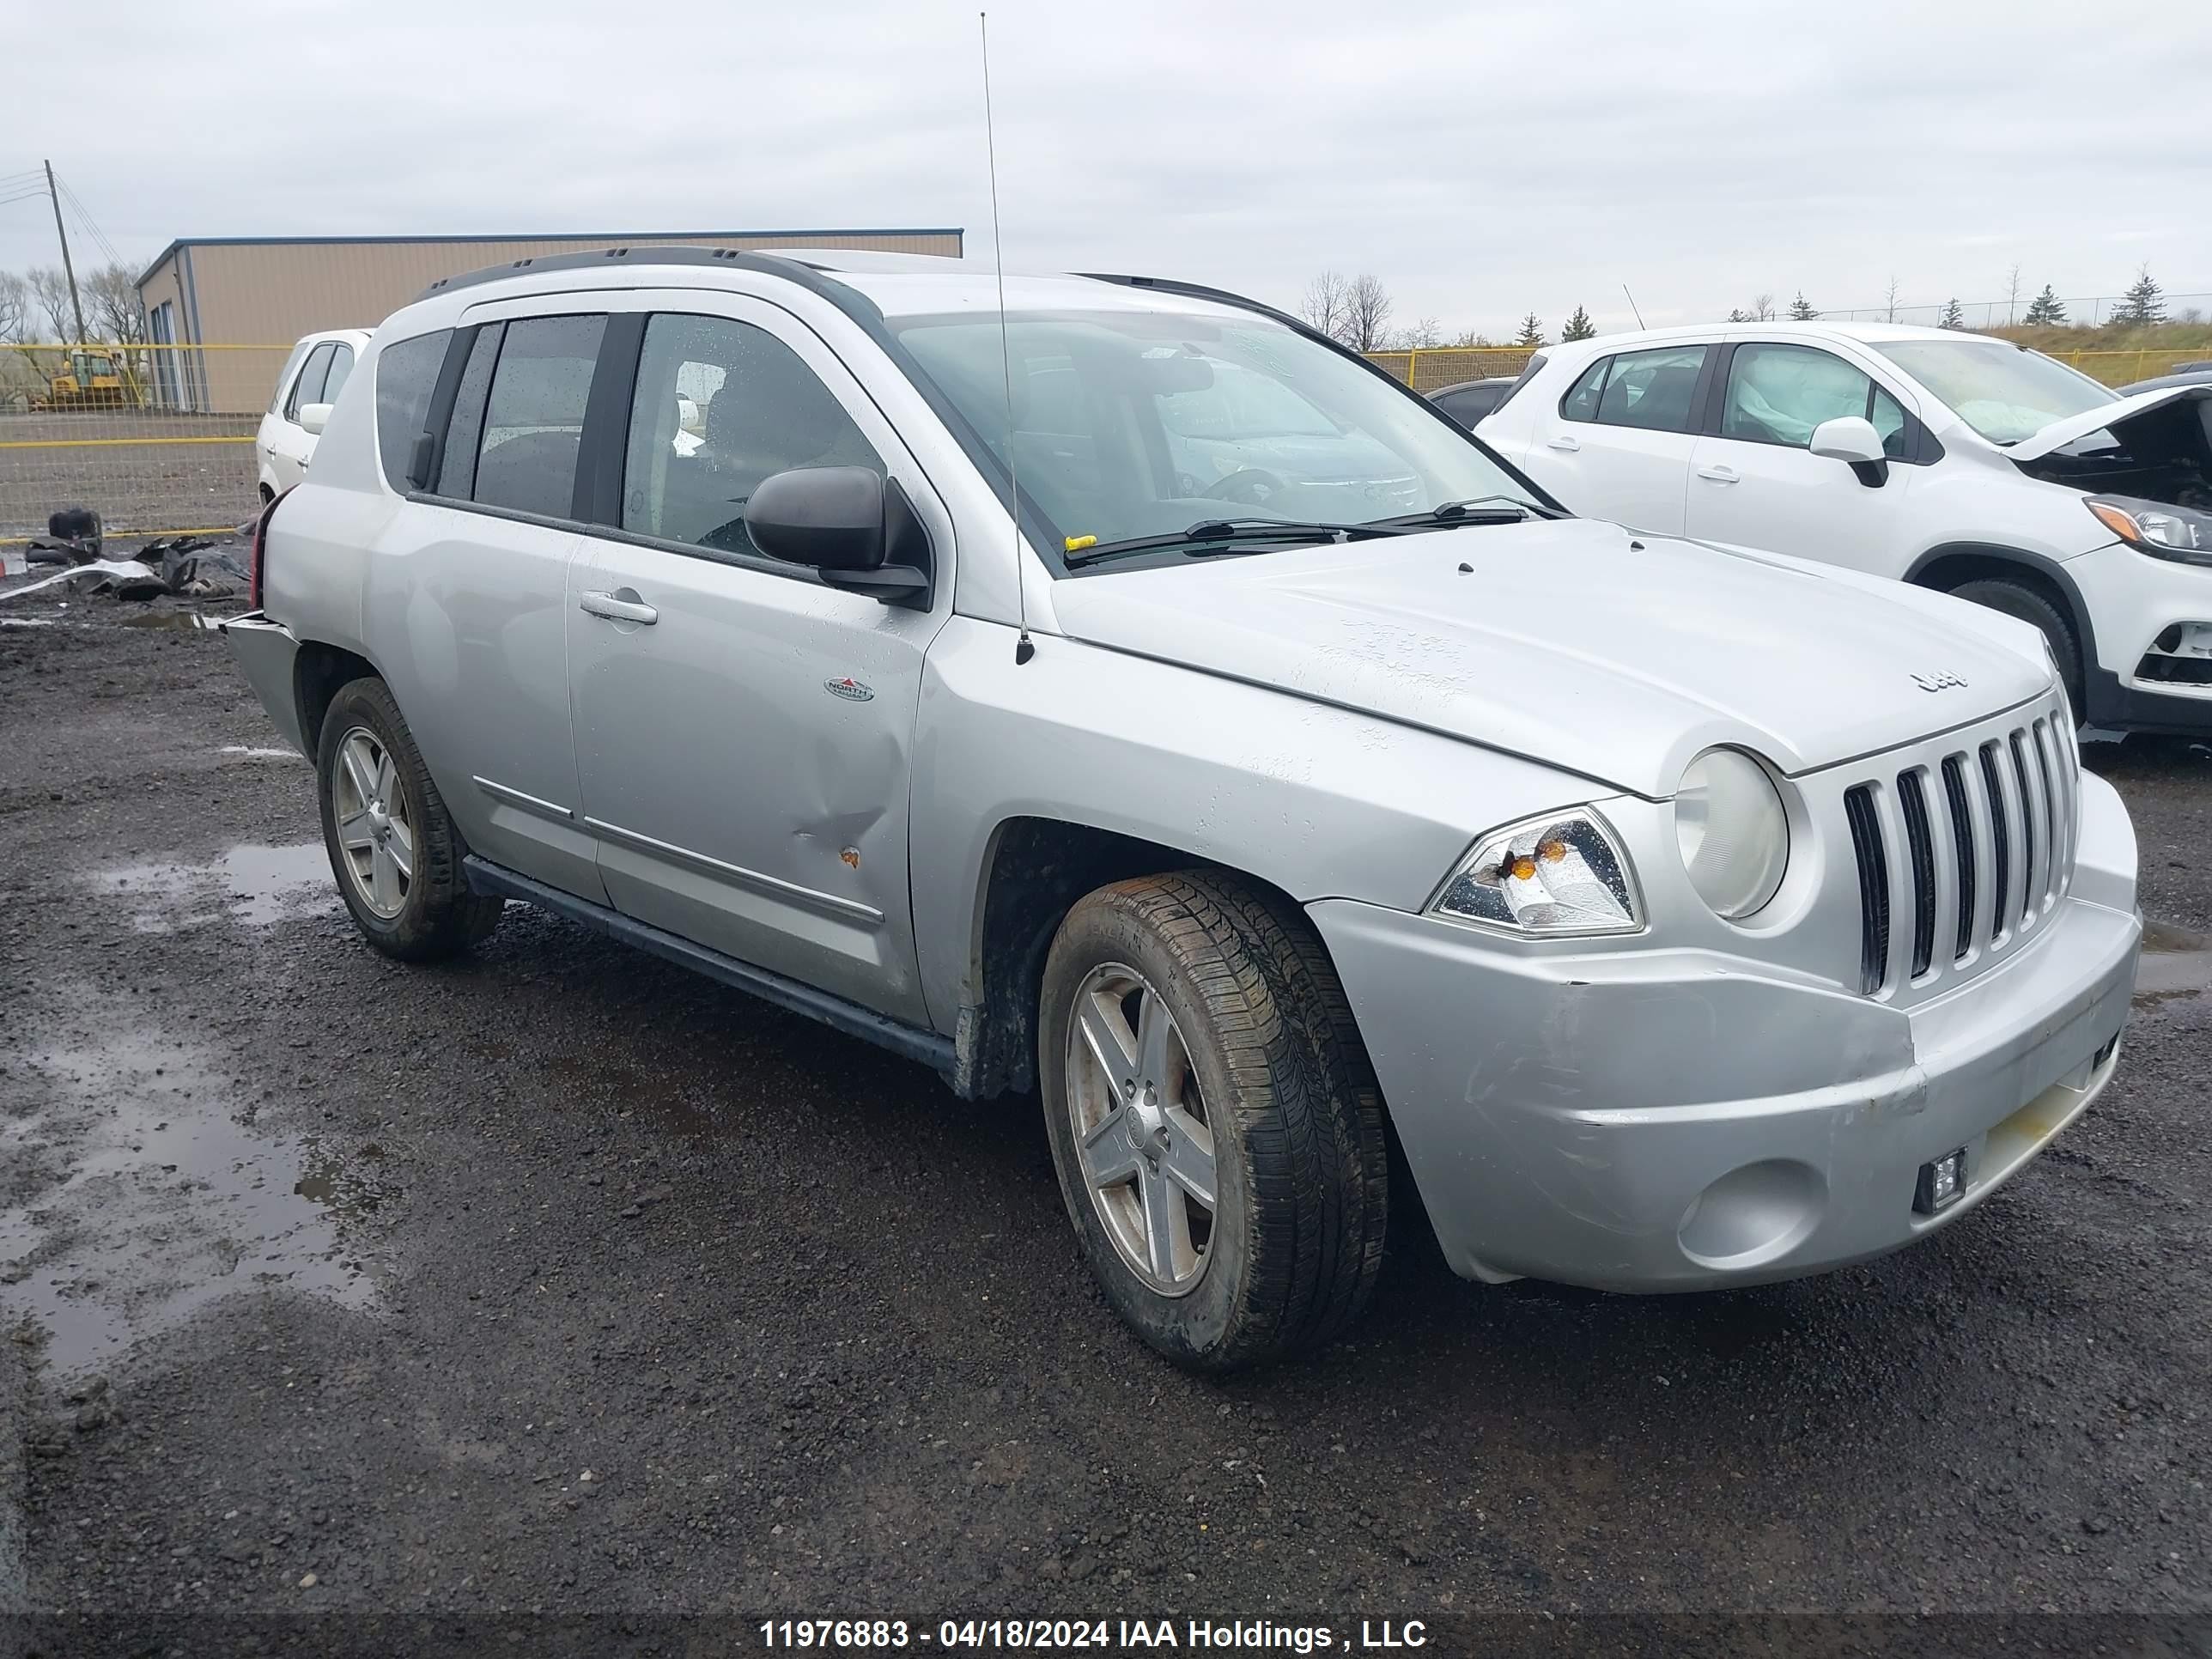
117,610,220,632
2134,918,2212,1012
91,842,338,932
0,1016,393,1377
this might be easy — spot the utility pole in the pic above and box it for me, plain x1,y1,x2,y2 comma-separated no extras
45,160,88,344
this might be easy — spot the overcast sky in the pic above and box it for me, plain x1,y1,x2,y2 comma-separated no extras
9,0,2209,337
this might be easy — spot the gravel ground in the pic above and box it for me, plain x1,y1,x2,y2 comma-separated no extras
1,596,2209,1656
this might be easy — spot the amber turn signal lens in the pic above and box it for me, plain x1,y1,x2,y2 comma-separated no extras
2087,501,2142,544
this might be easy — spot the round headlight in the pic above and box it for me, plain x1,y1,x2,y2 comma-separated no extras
1674,750,1789,920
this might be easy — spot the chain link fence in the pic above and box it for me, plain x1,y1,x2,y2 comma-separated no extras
1363,346,1540,392
1820,292,2211,331
1,343,289,544
2039,346,2209,388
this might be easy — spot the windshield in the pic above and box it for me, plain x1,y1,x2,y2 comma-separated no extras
890,307,1544,556
1875,340,2117,445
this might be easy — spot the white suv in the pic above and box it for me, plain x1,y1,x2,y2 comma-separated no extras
258,328,372,500
1480,322,2212,730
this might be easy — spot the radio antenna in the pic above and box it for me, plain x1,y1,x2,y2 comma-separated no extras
1621,283,1647,331
973,15,1030,663
981,11,1034,665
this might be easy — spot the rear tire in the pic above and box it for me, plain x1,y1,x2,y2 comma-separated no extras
1948,577,2085,720
1039,872,1389,1371
316,677,501,961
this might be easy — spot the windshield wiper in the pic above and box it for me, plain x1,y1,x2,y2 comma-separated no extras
1064,518,1385,568
1363,495,1559,530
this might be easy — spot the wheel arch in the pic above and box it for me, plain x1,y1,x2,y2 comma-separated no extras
951,815,1341,1103
1904,542,2100,681
293,640,383,759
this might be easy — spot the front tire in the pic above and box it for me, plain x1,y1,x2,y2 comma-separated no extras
316,677,501,961
1039,872,1389,1371
1948,577,2085,720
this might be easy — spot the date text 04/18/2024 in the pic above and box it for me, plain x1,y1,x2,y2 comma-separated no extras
757,1620,1430,1650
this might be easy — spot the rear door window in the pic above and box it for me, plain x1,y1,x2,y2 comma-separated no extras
285,343,335,422
320,343,356,407
1433,383,1504,425
373,329,452,491
1592,345,1709,432
468,314,606,519
1560,357,1608,422
1561,346,1709,432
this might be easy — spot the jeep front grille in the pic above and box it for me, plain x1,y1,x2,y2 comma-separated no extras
1843,698,2078,999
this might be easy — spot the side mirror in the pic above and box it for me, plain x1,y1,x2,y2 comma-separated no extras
1810,416,1885,465
744,466,933,606
1808,415,1888,487
299,402,333,436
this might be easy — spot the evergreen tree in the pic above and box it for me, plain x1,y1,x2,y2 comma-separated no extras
1560,306,1595,341
1788,291,1818,320
2021,284,2068,325
2113,264,2166,325
1939,298,1966,330
1515,313,1545,347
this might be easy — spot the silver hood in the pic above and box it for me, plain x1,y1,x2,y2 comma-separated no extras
1046,518,2054,798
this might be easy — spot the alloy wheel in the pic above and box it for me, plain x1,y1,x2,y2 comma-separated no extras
331,726,415,919
1064,962,1218,1295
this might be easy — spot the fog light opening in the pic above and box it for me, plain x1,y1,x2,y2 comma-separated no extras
1677,1159,1826,1270
1915,1147,1966,1215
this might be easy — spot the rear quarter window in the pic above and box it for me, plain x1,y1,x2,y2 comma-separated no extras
374,330,453,492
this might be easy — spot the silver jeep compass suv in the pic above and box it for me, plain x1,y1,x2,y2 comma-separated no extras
228,247,2141,1370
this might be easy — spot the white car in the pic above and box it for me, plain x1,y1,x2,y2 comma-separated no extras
258,329,373,500
1480,321,2212,731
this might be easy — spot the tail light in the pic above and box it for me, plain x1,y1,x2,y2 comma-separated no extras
249,487,289,610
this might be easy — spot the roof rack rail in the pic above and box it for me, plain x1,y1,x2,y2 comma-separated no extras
414,244,833,302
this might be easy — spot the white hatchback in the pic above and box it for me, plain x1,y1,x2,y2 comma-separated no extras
1480,321,2212,731
257,329,372,500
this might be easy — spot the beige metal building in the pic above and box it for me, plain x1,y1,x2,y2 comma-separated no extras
135,227,963,412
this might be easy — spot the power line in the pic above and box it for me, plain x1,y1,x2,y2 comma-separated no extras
58,177,122,268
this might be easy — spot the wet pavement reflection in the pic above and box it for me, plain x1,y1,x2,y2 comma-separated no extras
0,1018,393,1377
92,842,338,932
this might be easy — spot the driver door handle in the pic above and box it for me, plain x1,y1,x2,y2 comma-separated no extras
1546,434,1581,453
1696,464,1740,483
579,590,658,625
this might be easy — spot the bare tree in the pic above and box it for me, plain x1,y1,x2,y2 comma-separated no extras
0,270,40,404
86,264,147,346
1299,271,1352,342
1750,292,1776,322
2003,262,2024,326
26,267,78,342
1341,274,1394,352
1389,316,1443,349
0,270,32,343
1882,274,1902,325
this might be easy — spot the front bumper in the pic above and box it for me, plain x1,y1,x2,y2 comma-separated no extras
2069,541,2212,730
1310,779,2142,1291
